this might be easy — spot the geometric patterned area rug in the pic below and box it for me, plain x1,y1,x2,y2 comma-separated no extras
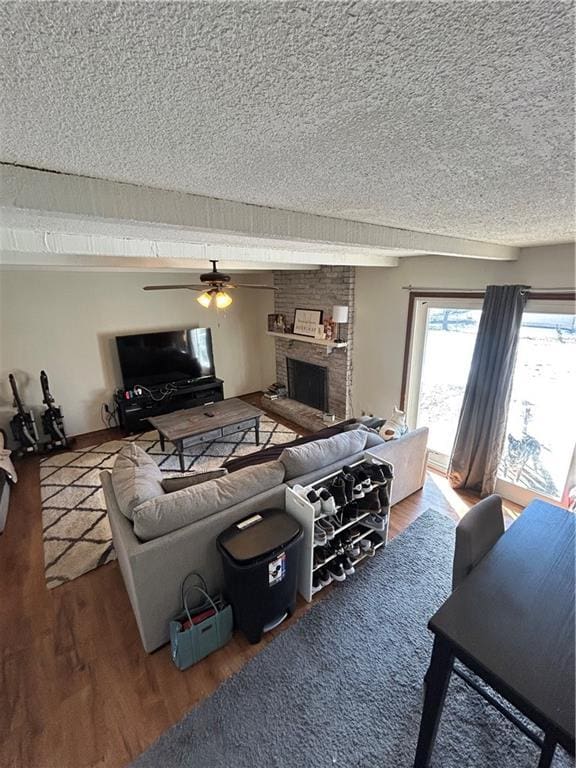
39,415,298,589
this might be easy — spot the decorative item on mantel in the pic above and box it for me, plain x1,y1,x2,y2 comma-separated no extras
293,308,323,337
268,314,286,333
332,305,349,343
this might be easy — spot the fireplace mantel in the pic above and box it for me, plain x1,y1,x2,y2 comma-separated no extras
266,331,347,354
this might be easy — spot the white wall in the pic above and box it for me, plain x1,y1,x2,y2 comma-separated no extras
0,270,276,439
352,243,576,418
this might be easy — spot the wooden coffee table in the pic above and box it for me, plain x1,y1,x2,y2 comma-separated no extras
148,398,264,472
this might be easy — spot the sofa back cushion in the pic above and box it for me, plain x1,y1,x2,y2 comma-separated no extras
133,460,286,541
111,443,164,520
280,430,368,481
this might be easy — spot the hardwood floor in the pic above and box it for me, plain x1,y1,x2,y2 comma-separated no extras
0,400,521,768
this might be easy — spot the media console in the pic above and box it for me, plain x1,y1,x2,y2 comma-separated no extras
115,378,224,433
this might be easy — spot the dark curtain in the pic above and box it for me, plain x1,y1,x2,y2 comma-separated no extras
449,284,526,496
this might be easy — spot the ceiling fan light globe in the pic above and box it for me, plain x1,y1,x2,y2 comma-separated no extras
197,291,213,308
215,291,233,309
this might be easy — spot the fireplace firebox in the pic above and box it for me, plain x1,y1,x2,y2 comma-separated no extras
286,358,328,412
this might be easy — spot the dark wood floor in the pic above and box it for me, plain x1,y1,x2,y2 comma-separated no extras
0,396,521,768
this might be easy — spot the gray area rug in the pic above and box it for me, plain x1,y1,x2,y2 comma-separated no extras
39,415,297,588
131,509,571,768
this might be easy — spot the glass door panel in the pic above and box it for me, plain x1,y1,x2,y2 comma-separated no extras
416,307,482,465
498,311,576,500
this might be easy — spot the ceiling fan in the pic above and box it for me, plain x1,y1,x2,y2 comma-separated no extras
143,260,278,309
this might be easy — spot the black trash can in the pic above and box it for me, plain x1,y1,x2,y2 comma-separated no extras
217,508,303,644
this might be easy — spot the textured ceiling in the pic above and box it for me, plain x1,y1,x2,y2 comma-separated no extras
0,1,574,246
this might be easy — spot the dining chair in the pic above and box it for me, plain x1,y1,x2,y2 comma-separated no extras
452,494,505,590
425,494,548,758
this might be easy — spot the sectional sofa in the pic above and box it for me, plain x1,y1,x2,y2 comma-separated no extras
101,426,428,652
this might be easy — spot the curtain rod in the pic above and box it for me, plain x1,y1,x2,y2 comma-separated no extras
402,285,575,293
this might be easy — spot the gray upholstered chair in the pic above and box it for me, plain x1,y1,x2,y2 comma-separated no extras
452,494,505,590
426,494,548,758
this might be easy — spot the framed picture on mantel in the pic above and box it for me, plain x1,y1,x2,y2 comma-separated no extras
293,308,323,337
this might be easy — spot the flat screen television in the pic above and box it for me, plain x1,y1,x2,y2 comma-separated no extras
116,328,216,389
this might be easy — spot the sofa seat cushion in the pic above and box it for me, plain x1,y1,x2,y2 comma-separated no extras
111,443,164,520
280,430,368,481
133,460,286,541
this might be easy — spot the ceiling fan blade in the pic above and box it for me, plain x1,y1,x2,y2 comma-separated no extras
143,285,205,291
228,283,279,290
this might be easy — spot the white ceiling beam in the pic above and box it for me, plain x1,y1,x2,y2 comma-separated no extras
0,208,409,261
0,165,519,262
0,227,399,269
0,252,315,272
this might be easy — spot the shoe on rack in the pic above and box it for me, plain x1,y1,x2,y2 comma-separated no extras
364,543,376,558
351,479,365,500
377,485,390,508
313,547,328,568
343,465,371,490
318,517,336,541
357,469,371,489
341,504,357,526
347,501,361,521
366,532,384,555
332,538,345,557
364,463,387,485
341,533,361,558
307,490,322,516
327,560,347,582
358,488,382,514
340,555,356,576
314,522,327,546
359,536,372,552
342,473,356,502
312,573,323,595
342,467,363,498
319,568,332,587
330,476,348,507
318,488,338,516
381,463,394,480
362,513,387,532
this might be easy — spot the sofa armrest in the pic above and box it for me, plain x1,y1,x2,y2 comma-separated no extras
366,427,429,504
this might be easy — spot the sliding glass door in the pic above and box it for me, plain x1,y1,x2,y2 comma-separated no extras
497,304,576,505
406,295,575,505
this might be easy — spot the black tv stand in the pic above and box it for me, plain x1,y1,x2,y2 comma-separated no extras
115,378,224,433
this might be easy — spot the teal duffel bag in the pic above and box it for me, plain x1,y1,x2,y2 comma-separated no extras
170,573,234,671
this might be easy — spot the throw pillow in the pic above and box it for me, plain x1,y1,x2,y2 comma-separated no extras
280,430,368,480
133,460,286,541
364,430,386,448
111,443,164,520
341,422,386,448
161,468,228,493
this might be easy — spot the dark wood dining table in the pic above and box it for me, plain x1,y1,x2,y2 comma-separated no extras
413,499,575,767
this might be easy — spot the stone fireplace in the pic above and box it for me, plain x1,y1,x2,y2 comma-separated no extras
270,265,355,420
